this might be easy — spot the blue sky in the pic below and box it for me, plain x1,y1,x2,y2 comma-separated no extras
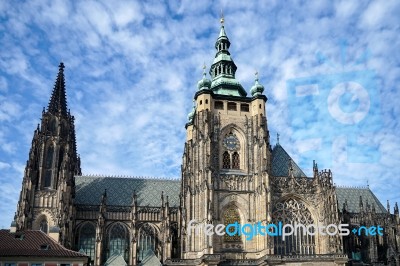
0,0,399,228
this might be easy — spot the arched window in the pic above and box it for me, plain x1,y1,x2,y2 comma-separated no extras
232,152,240,169
272,198,315,255
222,151,230,169
48,118,56,134
44,145,54,188
107,223,129,262
40,219,48,233
224,207,241,242
77,223,96,262
138,224,158,262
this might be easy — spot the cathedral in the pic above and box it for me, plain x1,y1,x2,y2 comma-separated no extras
13,20,400,266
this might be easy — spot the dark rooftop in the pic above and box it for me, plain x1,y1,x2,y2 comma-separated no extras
0,229,88,258
75,176,180,207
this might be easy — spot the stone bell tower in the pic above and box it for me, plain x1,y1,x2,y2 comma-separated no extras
180,18,273,261
15,63,81,248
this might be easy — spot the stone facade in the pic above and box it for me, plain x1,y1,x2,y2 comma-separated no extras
14,23,400,266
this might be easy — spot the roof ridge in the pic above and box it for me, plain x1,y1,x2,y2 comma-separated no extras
336,185,369,189
77,174,180,181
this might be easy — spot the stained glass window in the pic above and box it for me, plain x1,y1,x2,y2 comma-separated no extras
272,198,315,255
107,223,129,262
77,223,95,262
232,152,240,169
224,207,241,242
222,151,230,169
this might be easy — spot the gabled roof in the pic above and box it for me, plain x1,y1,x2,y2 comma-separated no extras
336,187,387,214
104,251,127,266
140,249,162,266
0,230,88,258
271,144,307,178
75,176,180,207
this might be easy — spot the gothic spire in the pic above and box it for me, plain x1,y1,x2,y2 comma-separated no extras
48,62,68,116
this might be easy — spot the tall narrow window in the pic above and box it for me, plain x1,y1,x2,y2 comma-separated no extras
232,152,240,169
40,219,48,233
77,223,96,262
138,224,157,262
222,151,230,169
48,118,56,134
44,146,54,188
107,223,129,262
224,207,241,242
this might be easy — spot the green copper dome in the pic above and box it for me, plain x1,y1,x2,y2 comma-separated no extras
197,67,211,90
250,76,265,96
197,77,211,90
187,101,196,122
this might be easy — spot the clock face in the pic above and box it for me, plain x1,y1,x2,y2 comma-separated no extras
223,134,239,151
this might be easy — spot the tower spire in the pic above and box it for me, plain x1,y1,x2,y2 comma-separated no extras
48,62,68,116
209,15,247,97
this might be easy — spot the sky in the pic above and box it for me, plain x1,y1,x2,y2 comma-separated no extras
0,0,399,229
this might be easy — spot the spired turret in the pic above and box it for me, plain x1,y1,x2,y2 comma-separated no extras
250,72,265,96
197,64,211,91
15,63,80,248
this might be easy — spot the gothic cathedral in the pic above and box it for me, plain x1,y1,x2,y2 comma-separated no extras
14,20,400,266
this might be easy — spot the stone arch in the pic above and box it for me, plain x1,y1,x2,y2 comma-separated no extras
32,211,55,233
220,124,247,171
137,223,160,260
105,222,130,262
219,193,249,221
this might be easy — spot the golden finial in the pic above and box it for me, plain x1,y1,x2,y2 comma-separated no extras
220,9,224,25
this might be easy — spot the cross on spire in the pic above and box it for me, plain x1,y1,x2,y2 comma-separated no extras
277,133,280,144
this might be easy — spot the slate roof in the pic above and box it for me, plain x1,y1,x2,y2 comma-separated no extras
269,144,386,214
75,176,180,207
0,230,88,258
271,144,307,178
336,187,387,214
